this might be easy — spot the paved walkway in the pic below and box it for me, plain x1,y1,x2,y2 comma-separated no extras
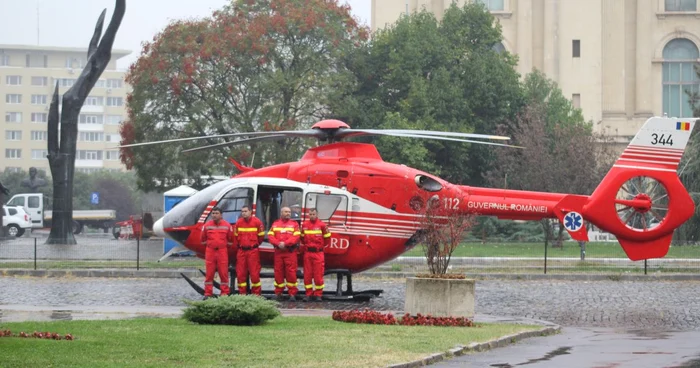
2,276,700,330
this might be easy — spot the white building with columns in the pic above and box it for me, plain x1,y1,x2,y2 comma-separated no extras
371,0,700,140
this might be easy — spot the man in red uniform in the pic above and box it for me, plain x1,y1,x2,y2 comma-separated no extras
268,206,301,301
233,205,265,295
301,208,331,302
200,207,233,299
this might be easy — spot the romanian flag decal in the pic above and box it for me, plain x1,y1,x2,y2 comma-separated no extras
676,121,690,131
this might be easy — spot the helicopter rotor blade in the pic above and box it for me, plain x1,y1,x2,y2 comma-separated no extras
337,129,511,141
115,129,322,149
356,131,524,148
180,134,290,153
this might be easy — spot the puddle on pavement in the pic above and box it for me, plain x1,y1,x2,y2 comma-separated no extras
626,329,672,340
50,310,73,321
490,346,572,367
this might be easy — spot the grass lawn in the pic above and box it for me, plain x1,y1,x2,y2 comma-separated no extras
402,242,700,259
0,317,541,368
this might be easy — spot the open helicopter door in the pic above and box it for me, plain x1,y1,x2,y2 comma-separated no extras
254,185,304,239
304,190,350,255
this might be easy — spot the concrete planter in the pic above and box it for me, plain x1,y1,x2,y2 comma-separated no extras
404,277,475,318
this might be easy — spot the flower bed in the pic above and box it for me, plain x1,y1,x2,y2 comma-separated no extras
332,309,475,327
0,329,74,340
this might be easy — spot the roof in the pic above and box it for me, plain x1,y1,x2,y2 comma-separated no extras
0,44,131,59
164,185,198,197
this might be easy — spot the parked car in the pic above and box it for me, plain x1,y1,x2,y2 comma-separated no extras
2,205,32,237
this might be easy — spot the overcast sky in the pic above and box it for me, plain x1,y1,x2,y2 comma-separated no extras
0,0,371,69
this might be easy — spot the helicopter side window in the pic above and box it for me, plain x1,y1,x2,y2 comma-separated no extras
305,193,348,225
208,188,254,224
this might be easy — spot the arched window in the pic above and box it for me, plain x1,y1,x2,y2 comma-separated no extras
662,38,699,118
492,42,506,54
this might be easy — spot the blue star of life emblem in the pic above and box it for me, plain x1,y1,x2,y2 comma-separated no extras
564,212,583,232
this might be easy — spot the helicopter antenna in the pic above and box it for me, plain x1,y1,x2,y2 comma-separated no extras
250,152,256,167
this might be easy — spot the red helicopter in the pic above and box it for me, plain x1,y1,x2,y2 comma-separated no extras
122,116,696,300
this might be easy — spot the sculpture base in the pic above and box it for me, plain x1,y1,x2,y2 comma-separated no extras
404,277,475,318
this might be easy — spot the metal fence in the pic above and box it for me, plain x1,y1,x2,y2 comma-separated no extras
1,232,699,275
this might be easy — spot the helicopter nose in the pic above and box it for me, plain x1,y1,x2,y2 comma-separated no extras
153,217,168,239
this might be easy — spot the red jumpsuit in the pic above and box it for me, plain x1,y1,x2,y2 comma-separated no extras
268,218,301,297
234,216,265,295
301,219,331,298
200,219,234,296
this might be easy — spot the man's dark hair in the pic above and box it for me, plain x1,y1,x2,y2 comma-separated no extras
211,206,222,214
308,208,317,213
241,205,250,211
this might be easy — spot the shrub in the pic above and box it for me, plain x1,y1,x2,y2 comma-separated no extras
183,295,281,325
332,309,475,327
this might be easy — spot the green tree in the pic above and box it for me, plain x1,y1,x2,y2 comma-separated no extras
677,67,700,243
121,0,368,191
329,3,523,186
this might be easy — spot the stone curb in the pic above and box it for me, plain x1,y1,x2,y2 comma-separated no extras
386,325,561,368
3,268,700,281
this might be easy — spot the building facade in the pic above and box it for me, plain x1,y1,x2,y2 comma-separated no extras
372,0,700,140
0,44,131,174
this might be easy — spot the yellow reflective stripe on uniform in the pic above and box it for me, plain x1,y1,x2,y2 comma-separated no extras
267,231,275,236
272,227,296,231
304,230,322,235
323,233,332,238
305,284,313,289
274,282,285,287
251,282,262,287
237,227,259,232
287,282,298,287
238,282,247,287
257,232,265,236
314,284,325,290
293,231,301,236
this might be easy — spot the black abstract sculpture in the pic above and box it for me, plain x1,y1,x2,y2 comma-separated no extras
46,0,125,245
20,167,48,193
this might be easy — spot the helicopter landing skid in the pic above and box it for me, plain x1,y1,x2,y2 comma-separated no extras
181,268,382,302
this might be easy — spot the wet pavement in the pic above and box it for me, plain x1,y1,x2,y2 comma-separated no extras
0,234,164,261
2,277,700,330
433,327,700,368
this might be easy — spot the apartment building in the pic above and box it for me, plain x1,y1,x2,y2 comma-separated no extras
1,44,131,174
372,0,700,140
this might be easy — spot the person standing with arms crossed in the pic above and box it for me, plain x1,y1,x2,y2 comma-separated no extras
268,206,301,301
233,205,265,295
200,207,234,299
300,208,331,301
